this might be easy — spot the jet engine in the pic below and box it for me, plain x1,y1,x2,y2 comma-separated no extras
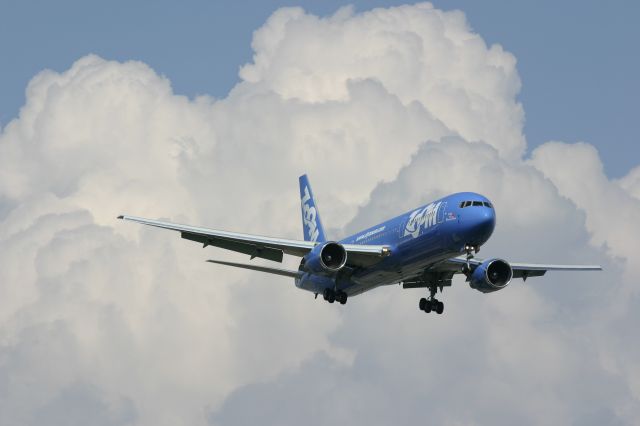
469,258,513,293
303,242,348,275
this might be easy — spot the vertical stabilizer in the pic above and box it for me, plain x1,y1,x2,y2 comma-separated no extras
299,174,327,242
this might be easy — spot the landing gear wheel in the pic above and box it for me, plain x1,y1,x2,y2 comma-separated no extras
323,288,336,303
419,298,433,313
323,288,346,304
419,285,445,314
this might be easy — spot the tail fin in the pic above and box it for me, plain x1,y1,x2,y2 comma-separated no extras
299,174,327,242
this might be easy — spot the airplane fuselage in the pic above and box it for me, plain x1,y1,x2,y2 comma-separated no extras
295,192,496,297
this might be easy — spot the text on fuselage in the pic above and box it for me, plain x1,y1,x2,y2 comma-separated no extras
404,201,442,238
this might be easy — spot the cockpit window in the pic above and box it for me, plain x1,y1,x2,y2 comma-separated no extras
460,200,492,208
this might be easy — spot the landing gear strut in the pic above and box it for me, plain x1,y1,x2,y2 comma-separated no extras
419,286,444,314
461,243,480,279
323,288,347,305
464,244,478,271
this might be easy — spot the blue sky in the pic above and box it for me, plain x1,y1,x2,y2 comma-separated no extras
1,1,637,177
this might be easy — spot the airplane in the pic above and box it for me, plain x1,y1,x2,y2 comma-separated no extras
118,174,602,314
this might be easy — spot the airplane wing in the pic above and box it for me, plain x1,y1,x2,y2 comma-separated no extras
207,260,302,278
403,256,602,288
437,257,602,280
118,215,390,266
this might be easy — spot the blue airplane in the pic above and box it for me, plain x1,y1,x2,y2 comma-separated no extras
119,174,601,314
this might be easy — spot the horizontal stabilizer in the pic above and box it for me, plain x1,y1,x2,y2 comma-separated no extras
207,259,301,278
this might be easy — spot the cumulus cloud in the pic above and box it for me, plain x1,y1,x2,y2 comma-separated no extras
0,3,638,425
215,138,635,425
240,4,525,160
618,164,640,200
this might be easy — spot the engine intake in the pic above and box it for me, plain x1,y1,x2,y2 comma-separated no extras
470,258,513,293
304,242,348,275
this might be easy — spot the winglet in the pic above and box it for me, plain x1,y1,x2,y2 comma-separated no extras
299,174,327,242
117,215,124,219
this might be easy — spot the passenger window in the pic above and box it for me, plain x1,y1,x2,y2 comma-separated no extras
472,201,482,206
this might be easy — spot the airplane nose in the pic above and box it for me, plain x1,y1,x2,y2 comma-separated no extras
463,206,496,245
477,209,496,238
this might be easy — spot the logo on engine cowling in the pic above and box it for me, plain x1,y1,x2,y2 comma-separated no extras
301,186,319,242
404,202,441,239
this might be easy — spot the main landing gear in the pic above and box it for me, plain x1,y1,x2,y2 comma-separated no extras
419,286,444,314
323,288,348,305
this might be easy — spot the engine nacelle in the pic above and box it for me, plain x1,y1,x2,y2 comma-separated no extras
469,258,513,293
303,242,348,275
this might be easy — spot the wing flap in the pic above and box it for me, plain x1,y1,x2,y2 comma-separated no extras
512,269,546,279
182,232,284,262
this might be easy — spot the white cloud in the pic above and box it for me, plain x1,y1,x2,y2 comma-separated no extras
618,164,640,200
240,4,525,160
530,142,640,278
0,3,638,426
226,137,630,426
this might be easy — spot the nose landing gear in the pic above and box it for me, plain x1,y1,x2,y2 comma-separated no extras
462,244,479,277
464,243,478,265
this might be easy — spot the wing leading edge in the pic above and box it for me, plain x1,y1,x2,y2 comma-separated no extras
118,215,390,267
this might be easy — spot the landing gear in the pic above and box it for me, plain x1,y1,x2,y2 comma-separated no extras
464,244,478,271
323,288,347,305
461,243,480,279
323,288,336,303
419,286,444,314
419,298,444,314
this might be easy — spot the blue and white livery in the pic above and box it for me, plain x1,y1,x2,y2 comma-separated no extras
119,174,601,315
